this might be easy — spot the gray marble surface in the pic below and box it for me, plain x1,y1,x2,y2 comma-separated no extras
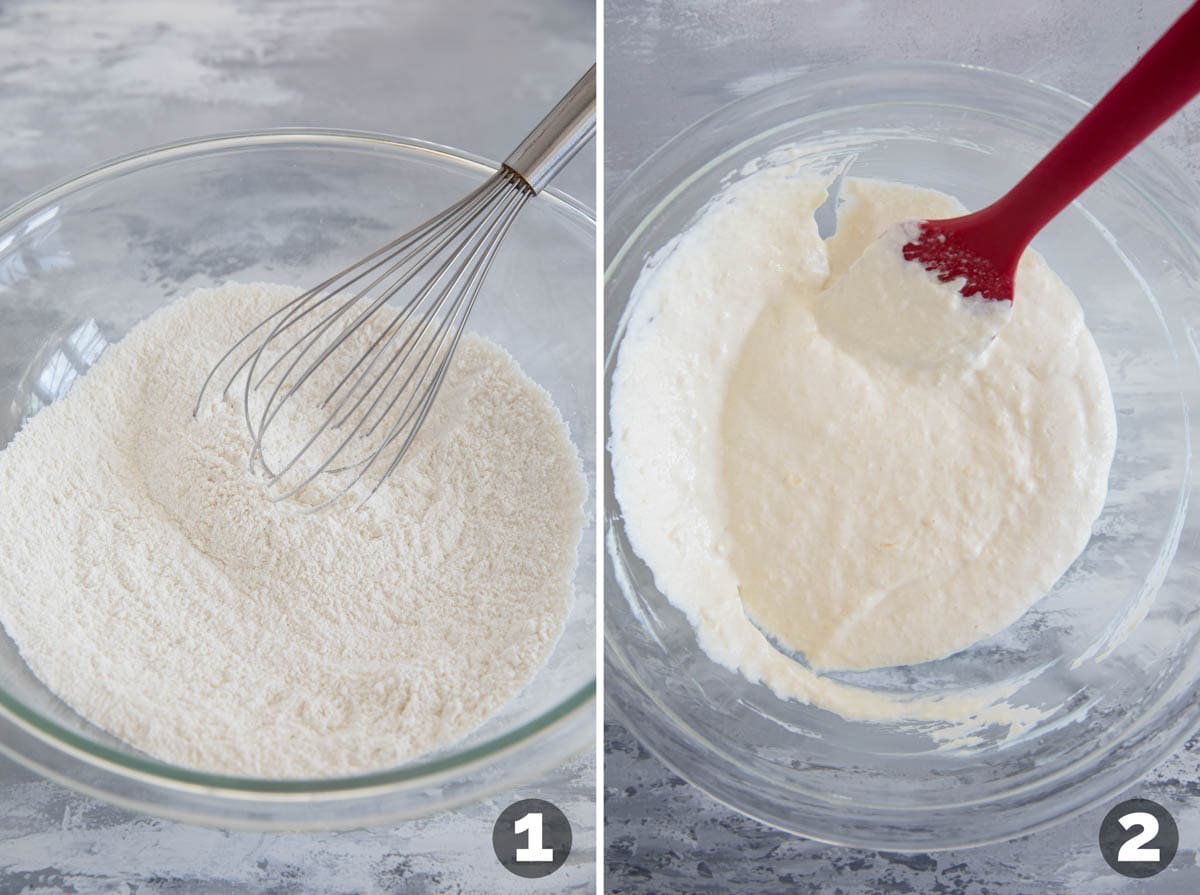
0,1,595,893
604,0,1200,195
604,0,1200,893
606,721,1200,894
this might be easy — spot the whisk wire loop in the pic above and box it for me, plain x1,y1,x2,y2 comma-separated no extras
194,65,594,508
244,176,507,458
275,179,529,509
192,177,492,419
198,167,534,508
255,174,528,501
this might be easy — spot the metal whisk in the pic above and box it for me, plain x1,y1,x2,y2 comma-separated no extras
195,66,595,509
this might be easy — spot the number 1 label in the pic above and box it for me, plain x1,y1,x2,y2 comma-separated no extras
493,798,572,878
515,811,555,862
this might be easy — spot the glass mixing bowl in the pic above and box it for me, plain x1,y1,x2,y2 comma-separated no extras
0,130,594,829
605,62,1200,850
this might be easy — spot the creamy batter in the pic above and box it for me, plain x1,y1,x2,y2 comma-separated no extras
610,167,1115,714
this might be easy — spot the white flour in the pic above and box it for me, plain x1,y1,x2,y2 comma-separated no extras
0,281,585,778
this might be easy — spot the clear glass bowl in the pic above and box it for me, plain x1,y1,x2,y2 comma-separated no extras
0,130,595,829
605,62,1200,850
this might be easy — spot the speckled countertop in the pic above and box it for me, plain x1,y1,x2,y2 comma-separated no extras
604,1,1200,893
0,2,595,893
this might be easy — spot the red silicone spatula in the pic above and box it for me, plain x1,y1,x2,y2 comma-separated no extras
903,0,1200,302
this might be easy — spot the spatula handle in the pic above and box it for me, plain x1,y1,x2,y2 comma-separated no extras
997,0,1200,244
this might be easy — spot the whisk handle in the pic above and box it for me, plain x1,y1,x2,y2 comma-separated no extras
504,64,596,193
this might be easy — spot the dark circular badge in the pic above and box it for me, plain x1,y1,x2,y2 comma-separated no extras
492,798,572,878
1098,798,1178,878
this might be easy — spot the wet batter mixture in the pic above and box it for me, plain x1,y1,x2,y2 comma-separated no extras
610,166,1115,719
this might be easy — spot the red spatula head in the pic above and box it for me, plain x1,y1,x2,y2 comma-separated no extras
901,213,1020,304
904,1,1200,307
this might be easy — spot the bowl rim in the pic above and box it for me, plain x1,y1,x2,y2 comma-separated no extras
0,128,596,800
603,59,1200,849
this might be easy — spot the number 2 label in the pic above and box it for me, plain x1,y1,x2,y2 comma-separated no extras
1117,811,1160,863
515,811,555,863
1098,798,1177,878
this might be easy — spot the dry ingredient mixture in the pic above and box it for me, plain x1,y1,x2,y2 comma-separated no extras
610,168,1115,727
0,282,585,778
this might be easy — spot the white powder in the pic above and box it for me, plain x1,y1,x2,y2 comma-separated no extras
0,281,585,779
